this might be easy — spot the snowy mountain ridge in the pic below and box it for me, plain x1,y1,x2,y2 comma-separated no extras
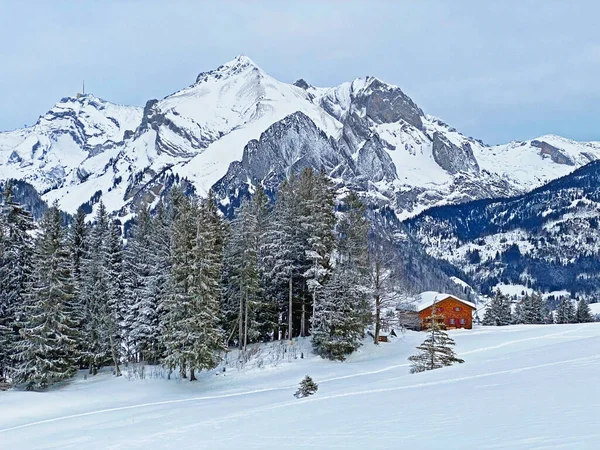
1,55,599,220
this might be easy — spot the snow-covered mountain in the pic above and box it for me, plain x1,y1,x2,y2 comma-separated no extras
1,55,599,221
405,160,600,297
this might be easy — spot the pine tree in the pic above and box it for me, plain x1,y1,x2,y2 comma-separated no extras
522,292,545,324
312,192,371,360
300,169,336,337
575,299,593,323
512,298,524,324
294,375,318,398
123,206,161,363
408,311,465,373
80,202,119,375
160,189,196,378
483,290,512,326
312,265,367,360
187,192,227,380
0,184,35,381
262,175,304,340
105,220,124,376
223,198,262,350
556,297,576,324
160,190,226,380
14,204,79,389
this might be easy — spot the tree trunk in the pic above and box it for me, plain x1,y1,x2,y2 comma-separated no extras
238,281,244,349
374,295,381,345
311,287,316,335
180,360,187,379
244,289,249,351
190,367,196,381
300,298,306,337
288,276,293,340
109,333,121,376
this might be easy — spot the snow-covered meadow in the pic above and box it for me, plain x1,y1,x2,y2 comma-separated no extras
1,323,599,449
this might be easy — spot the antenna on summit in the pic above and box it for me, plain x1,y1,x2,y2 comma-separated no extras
77,80,85,99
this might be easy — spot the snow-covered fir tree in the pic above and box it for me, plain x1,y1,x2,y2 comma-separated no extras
575,299,593,323
13,203,79,389
123,206,161,363
512,298,524,324
80,202,122,375
483,290,512,326
299,169,336,337
187,191,227,379
262,175,305,340
521,292,545,324
224,198,263,350
408,311,464,373
160,190,225,380
312,192,371,361
0,184,35,381
105,220,124,376
556,297,576,324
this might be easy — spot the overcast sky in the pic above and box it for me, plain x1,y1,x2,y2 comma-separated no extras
1,0,599,144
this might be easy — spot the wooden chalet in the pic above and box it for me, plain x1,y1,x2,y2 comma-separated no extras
417,293,477,330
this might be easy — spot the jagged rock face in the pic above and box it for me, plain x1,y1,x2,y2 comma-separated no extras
352,78,424,129
215,112,355,201
431,132,479,174
531,140,574,166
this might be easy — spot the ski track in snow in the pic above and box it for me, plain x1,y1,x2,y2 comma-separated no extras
106,353,600,449
0,325,587,436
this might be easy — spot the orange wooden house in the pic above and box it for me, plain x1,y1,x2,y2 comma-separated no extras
417,293,477,330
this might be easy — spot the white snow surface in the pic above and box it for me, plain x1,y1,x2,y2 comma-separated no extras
3,323,599,449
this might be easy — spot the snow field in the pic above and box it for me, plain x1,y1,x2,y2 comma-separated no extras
1,323,599,449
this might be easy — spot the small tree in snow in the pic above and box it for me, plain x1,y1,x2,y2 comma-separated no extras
294,375,318,398
408,312,464,373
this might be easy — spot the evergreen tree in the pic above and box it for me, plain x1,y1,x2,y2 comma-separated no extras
575,299,593,323
522,292,545,324
14,204,79,389
123,206,161,363
408,311,465,373
80,202,121,375
160,189,196,378
262,175,304,340
312,192,371,360
512,299,524,324
0,184,35,381
294,375,318,398
300,169,336,336
187,191,227,380
556,297,576,324
312,265,366,360
223,198,262,350
160,190,226,380
105,220,124,376
483,290,512,326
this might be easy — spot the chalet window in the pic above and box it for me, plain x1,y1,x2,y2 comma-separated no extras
454,307,461,311
450,319,456,325
460,319,466,324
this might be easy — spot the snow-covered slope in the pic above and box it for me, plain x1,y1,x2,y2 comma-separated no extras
1,323,599,448
1,55,599,220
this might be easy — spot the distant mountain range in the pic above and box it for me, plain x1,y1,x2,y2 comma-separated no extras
2,55,599,297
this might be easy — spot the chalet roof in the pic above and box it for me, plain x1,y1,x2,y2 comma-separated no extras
416,291,477,312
